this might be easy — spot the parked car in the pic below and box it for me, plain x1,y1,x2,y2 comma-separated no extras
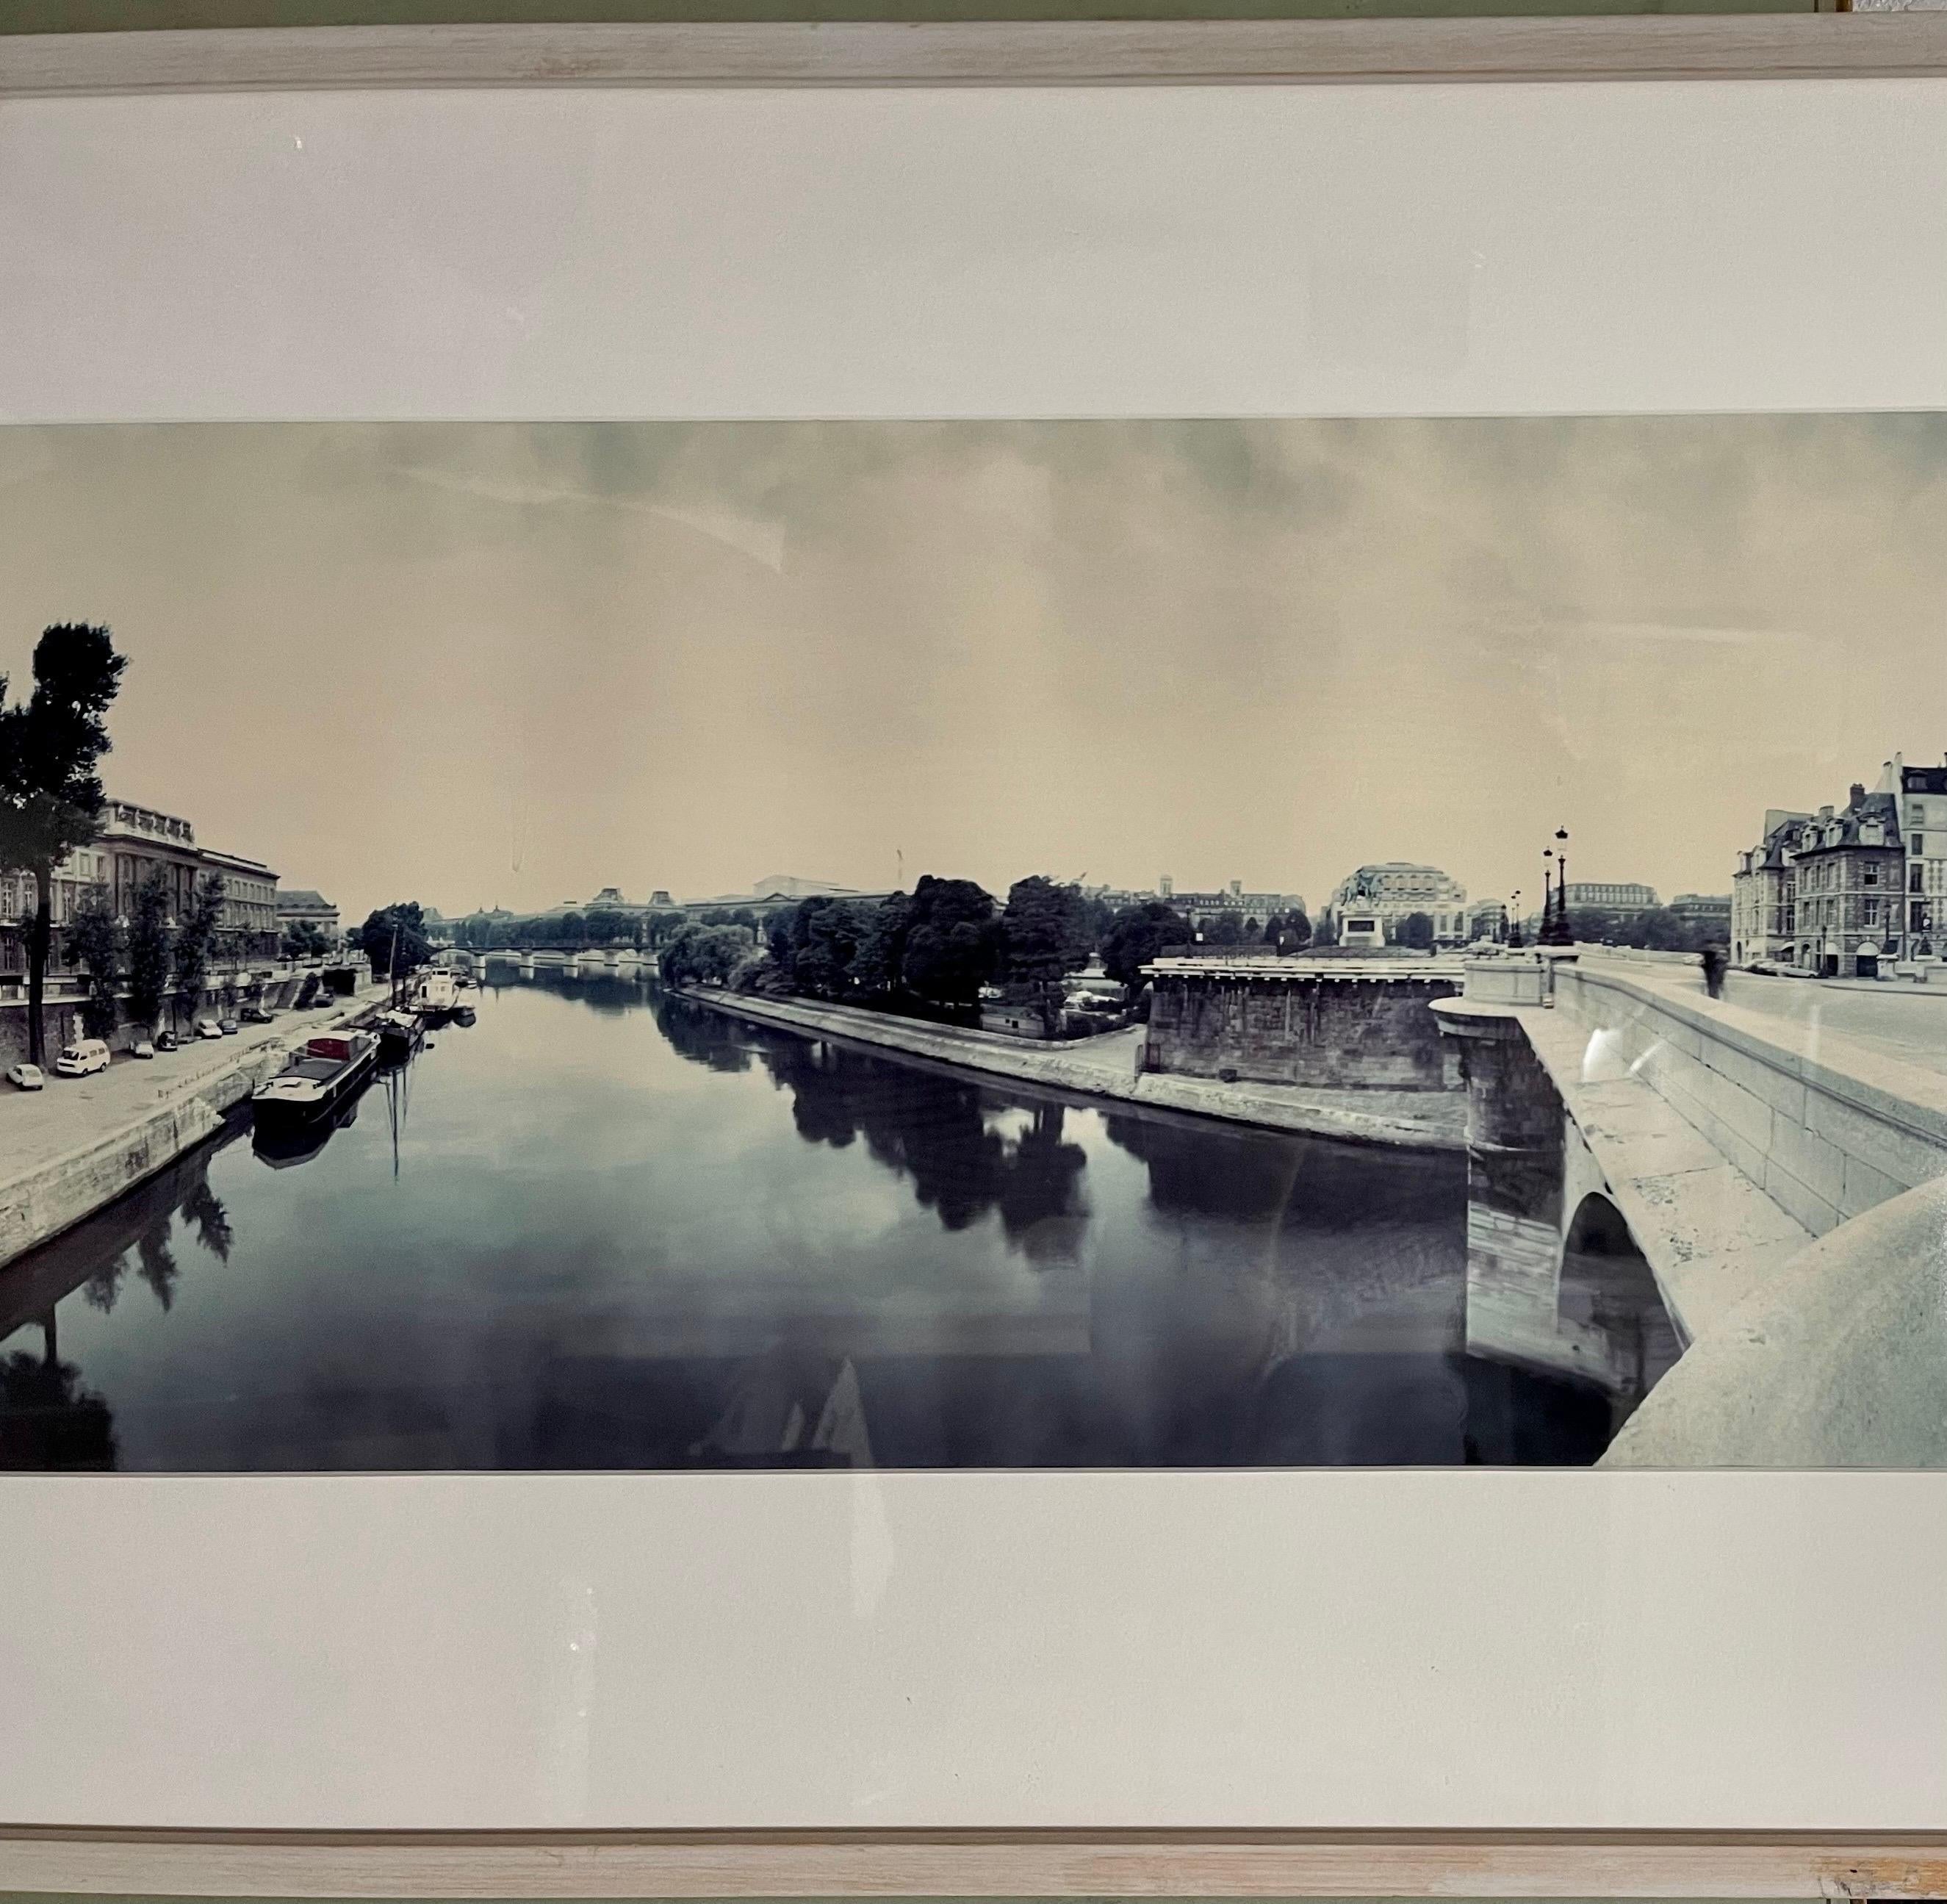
241,1003,276,1024
1748,959,1779,976
5,1062,45,1091
155,1028,179,1052
217,1016,240,1036
53,1038,111,1077
131,1038,156,1060
195,1017,224,1040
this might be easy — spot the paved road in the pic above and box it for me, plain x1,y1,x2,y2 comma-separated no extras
0,986,382,1184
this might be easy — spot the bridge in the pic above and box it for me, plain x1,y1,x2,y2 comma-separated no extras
1434,949,1947,1465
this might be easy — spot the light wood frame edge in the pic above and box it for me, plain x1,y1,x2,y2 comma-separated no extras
4,12,1947,92
4,1828,1947,1898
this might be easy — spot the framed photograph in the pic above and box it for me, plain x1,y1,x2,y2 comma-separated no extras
5,18,1947,1896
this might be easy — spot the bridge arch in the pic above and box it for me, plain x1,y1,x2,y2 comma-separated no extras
1557,1190,1682,1420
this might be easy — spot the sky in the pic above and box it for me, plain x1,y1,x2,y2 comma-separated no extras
2,415,1945,928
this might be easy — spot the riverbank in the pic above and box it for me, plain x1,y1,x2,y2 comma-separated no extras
0,981,386,1272
680,986,1466,1151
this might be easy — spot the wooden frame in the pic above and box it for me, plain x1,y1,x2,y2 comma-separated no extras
5,18,1947,1897
2,1825,1947,1898
6,12,1947,95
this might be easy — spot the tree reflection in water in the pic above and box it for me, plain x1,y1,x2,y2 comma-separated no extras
0,1316,116,1470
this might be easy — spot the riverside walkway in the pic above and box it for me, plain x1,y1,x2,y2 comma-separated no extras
0,982,386,1270
682,987,1466,1150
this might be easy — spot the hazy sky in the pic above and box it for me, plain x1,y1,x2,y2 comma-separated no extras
3,416,1945,927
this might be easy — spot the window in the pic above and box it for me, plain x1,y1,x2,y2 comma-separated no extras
1864,899,1880,927
1914,902,1932,933
1865,866,1880,886
1914,834,1927,858
1914,865,1928,894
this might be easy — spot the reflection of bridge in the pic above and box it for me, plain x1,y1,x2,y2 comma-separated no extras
1434,950,1947,1464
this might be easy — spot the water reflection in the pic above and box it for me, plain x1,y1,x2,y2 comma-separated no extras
0,971,1616,1470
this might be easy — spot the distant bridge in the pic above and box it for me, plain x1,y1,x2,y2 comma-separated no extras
1436,950,1947,1465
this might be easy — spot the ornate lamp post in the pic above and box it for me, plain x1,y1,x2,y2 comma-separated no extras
1508,889,1523,949
1540,827,1574,947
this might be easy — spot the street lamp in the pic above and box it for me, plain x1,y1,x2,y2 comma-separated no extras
1508,889,1523,949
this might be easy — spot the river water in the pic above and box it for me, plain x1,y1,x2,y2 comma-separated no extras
0,972,1613,1470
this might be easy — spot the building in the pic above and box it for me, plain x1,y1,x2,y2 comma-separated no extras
1563,881,1658,914
1466,900,1510,943
1327,863,1468,948
1669,893,1732,938
1731,811,1810,968
1788,789,1902,977
1142,955,1464,1091
1877,752,1947,963
276,888,341,948
1153,877,1307,934
201,847,281,960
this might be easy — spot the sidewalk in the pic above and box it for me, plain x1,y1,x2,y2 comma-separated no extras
0,980,384,1193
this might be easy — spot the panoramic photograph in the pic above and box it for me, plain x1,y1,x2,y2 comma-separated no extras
2,414,1946,1473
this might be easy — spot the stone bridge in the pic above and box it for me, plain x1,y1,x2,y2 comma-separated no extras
1435,950,1947,1465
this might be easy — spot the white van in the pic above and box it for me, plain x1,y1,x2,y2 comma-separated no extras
53,1038,110,1077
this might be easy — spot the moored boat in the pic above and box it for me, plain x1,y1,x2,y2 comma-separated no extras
251,1030,379,1124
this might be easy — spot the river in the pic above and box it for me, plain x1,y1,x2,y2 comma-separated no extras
0,971,1614,1470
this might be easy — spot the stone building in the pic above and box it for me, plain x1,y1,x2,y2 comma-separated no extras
1563,881,1658,914
1669,893,1732,939
202,847,282,960
1327,863,1468,948
1151,877,1307,932
1141,955,1464,1091
1877,752,1947,963
1787,786,1903,977
1731,811,1810,968
276,888,341,948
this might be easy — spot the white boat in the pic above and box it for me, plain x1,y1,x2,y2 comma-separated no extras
251,1030,378,1124
407,968,459,1016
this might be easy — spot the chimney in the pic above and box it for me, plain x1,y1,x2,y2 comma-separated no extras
1230,879,1242,897
1850,782,1866,808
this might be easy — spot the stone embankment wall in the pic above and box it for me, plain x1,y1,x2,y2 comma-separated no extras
1145,969,1462,1091
682,987,1462,1151
0,1043,291,1271
0,966,338,1066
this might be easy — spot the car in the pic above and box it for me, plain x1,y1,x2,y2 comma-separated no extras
1748,959,1779,976
130,1038,156,1060
195,1017,223,1040
155,1029,179,1052
53,1038,111,1077
5,1062,45,1091
240,1003,276,1024
217,1016,240,1036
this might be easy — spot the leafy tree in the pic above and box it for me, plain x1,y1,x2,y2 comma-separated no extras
353,902,432,978
64,885,122,1039
583,907,629,944
1205,912,1244,947
1395,910,1436,950
1100,900,1192,991
1000,876,1093,1035
658,923,749,988
899,877,999,1010
281,919,331,960
127,866,173,1032
170,874,226,1031
0,623,126,1065
852,892,913,999
1283,907,1313,951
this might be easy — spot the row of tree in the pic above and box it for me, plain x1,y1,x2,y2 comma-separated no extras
457,906,714,952
658,877,1323,1035
60,866,231,1040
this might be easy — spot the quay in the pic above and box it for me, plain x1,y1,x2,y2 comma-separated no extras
677,985,1467,1151
0,978,386,1273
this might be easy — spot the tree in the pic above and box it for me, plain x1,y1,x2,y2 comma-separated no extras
658,923,749,988
353,902,432,978
1395,910,1436,951
0,623,126,1066
1312,913,1338,948
899,877,999,1010
64,885,122,1039
583,907,628,945
170,874,226,1032
1000,876,1093,1036
1282,907,1313,951
1205,912,1244,947
127,866,173,1032
1100,900,1191,991
281,919,330,960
